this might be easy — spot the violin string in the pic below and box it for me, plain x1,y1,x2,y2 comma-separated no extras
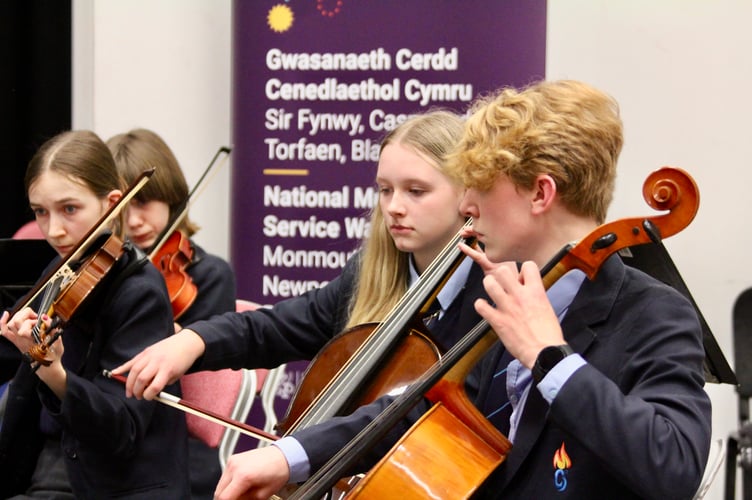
30,275,64,344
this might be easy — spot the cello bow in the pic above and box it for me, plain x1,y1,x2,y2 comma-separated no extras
289,166,700,500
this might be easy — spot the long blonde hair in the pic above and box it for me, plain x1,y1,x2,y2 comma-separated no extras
345,110,464,328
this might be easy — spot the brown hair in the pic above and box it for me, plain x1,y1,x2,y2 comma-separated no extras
25,130,125,236
107,128,199,236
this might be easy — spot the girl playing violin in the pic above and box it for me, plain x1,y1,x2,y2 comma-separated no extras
106,128,237,330
107,128,236,499
114,109,490,498
0,130,190,499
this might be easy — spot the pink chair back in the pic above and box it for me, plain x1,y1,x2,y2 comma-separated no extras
13,221,44,239
181,369,248,447
181,299,267,448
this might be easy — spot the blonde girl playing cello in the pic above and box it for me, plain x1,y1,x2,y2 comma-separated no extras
115,109,490,499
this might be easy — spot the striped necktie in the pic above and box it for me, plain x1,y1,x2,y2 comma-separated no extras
484,349,514,436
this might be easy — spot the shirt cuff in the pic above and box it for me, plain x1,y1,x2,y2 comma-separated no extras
537,353,586,403
273,436,311,483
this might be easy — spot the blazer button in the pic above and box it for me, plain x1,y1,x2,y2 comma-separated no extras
64,448,78,459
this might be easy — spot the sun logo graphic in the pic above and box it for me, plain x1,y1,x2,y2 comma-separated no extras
268,4,294,33
552,442,572,492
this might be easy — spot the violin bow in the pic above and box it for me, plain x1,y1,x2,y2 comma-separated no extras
289,166,700,499
148,146,231,260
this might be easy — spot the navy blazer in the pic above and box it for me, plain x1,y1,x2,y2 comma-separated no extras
0,245,190,499
188,254,360,371
179,241,236,327
472,255,711,499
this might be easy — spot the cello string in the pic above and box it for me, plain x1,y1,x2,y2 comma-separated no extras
286,220,475,433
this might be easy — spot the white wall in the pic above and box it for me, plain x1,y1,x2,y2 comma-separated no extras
74,1,749,498
73,0,233,261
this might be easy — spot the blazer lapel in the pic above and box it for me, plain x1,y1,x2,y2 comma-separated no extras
497,255,626,489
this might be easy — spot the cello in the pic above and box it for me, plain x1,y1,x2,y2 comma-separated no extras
263,221,478,499
276,220,477,436
290,166,700,499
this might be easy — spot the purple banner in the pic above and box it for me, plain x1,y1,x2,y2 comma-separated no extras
230,0,546,448
231,0,546,302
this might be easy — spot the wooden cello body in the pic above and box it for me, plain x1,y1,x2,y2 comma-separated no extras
276,223,475,436
346,327,511,499
276,322,442,434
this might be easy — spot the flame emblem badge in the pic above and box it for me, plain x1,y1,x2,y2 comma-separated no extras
552,442,572,491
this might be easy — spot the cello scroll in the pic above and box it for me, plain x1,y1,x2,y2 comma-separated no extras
549,166,699,284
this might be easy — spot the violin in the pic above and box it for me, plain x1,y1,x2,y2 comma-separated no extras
290,166,701,499
150,230,196,320
17,169,155,369
28,233,125,367
146,146,231,320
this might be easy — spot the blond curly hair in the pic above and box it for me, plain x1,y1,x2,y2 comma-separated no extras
446,80,623,224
